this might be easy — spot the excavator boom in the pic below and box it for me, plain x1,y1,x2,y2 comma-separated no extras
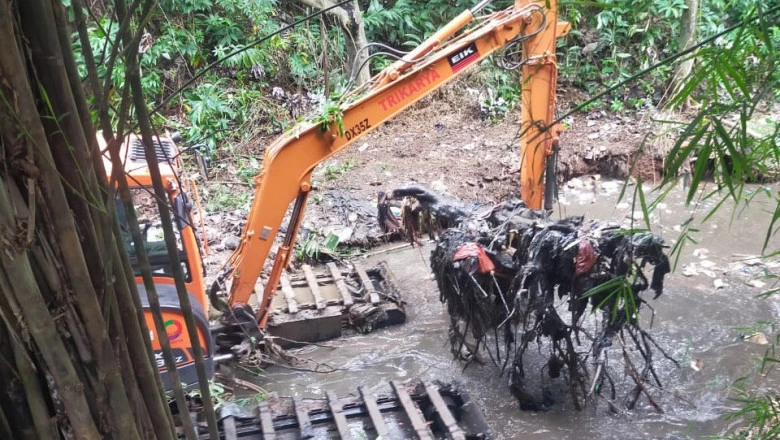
224,1,567,326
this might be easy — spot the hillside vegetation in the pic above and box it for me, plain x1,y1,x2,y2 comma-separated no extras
72,0,778,169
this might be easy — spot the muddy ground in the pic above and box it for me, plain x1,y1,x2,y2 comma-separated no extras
298,88,659,202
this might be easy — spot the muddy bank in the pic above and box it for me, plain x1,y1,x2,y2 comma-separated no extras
300,98,661,205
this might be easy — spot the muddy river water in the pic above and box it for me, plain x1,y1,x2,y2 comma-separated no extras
259,180,779,439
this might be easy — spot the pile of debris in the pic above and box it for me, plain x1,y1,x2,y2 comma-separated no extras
381,184,676,411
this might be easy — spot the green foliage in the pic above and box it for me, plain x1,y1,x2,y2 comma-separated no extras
294,232,322,262
204,185,251,212
363,0,511,48
607,4,779,435
294,230,343,263
72,0,352,159
363,1,518,116
184,80,236,154
558,0,687,104
722,394,780,439
186,380,228,409
582,273,638,324
322,159,356,181
557,0,779,107
233,392,266,406
475,61,520,121
312,98,346,135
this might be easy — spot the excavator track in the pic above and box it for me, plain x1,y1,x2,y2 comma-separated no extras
202,379,491,439
266,260,406,347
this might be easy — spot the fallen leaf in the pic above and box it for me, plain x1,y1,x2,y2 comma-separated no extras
745,332,769,345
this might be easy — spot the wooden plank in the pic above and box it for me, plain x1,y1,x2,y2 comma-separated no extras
358,386,389,438
327,262,354,306
423,381,466,440
353,262,380,304
293,396,314,438
326,391,351,440
302,264,327,310
279,272,299,314
391,381,434,440
223,416,237,440
258,401,276,439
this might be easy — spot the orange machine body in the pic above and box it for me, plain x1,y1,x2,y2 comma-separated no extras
517,0,568,209
224,1,569,326
100,134,212,385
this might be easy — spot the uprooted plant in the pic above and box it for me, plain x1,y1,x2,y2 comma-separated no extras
381,184,677,411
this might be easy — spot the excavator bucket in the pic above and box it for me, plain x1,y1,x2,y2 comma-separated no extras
265,261,405,347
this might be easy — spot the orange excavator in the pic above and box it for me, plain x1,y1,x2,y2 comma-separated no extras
105,0,568,387
225,0,568,326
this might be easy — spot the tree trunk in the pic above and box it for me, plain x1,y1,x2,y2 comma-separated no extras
344,0,371,86
295,0,371,85
667,0,699,108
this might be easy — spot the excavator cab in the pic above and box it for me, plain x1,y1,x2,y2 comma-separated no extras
100,133,213,389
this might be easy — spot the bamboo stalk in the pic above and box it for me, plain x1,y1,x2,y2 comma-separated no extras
0,323,38,440
51,0,121,323
108,137,199,440
9,0,138,435
19,0,106,281
64,0,176,432
10,325,59,439
113,211,179,435
129,50,221,440
0,179,101,438
69,0,113,137
0,404,14,440
108,3,200,438
107,296,157,439
110,228,178,439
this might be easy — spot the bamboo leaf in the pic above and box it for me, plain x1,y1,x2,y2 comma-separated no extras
687,131,714,204
636,176,651,231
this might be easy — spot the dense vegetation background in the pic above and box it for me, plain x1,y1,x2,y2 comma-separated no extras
72,0,778,161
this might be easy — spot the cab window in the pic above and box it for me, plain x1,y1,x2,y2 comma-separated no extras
115,188,190,280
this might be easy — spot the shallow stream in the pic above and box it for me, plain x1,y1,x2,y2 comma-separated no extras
258,180,780,439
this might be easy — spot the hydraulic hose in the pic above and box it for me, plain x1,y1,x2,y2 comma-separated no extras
471,0,494,14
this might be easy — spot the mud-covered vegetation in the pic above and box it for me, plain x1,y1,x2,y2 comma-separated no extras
381,185,675,410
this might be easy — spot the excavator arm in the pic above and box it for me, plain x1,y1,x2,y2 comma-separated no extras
224,0,568,326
